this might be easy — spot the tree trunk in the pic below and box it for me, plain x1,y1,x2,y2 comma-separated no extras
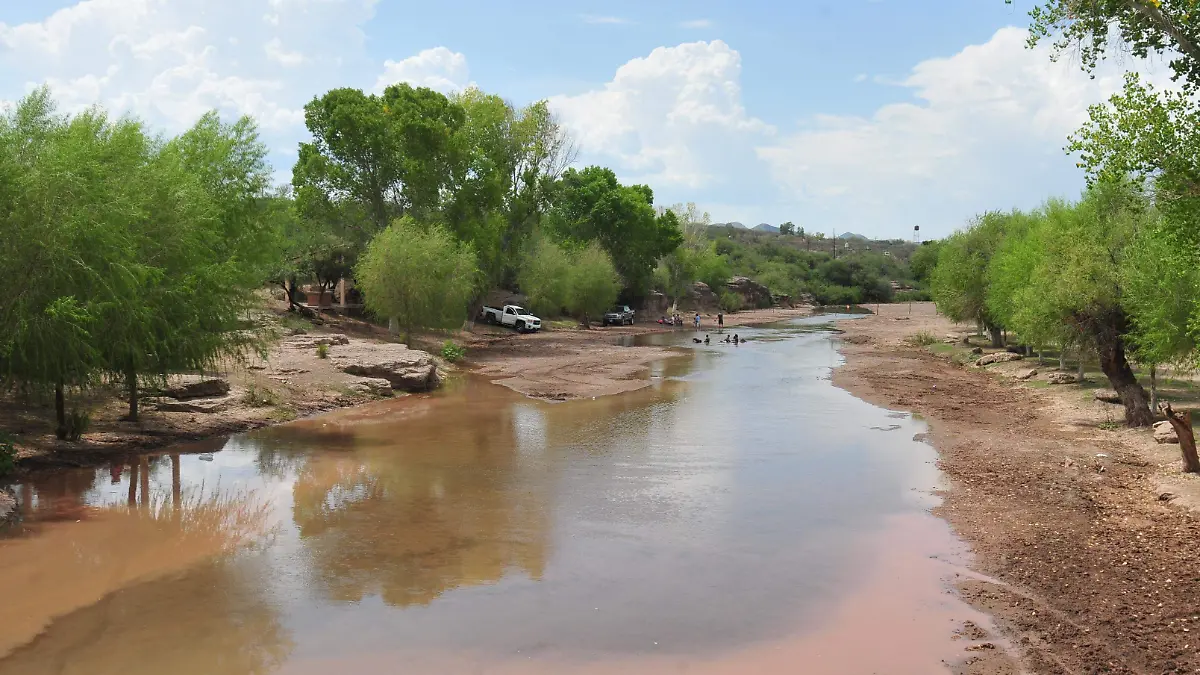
127,460,139,506
987,324,1003,348
54,381,67,440
1058,346,1065,370
1038,348,1045,366
1160,402,1200,474
125,367,139,422
1095,327,1154,426
1077,349,1085,381
1150,366,1158,413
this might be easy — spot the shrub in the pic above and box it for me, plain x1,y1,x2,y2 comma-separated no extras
718,290,744,312
905,330,938,347
64,410,90,441
441,341,466,363
0,434,15,477
242,383,281,407
895,289,933,302
316,343,329,359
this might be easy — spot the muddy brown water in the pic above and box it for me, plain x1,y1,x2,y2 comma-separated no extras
1,318,997,674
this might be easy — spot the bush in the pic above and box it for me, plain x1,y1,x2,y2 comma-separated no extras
441,341,466,363
316,343,329,359
718,290,744,312
64,410,90,441
895,289,933,302
0,433,15,477
905,330,938,347
242,383,281,407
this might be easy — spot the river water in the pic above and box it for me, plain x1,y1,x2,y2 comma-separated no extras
0,317,990,674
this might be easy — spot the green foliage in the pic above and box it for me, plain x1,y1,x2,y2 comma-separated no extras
718,290,744,313
894,289,932,302
779,221,795,235
316,343,329,359
517,234,573,316
64,410,90,442
908,241,943,283
356,217,478,341
0,89,275,432
1024,1,1200,88
0,433,15,477
565,242,621,326
441,341,467,363
906,331,938,347
931,212,1014,329
242,383,282,407
547,166,683,293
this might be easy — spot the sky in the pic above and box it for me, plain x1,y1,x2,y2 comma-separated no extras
0,0,1174,239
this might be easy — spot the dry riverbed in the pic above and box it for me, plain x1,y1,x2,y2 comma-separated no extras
834,302,1200,674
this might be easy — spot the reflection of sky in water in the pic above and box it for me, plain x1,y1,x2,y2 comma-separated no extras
5,317,945,668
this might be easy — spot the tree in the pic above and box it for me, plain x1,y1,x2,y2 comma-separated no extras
930,212,1013,346
548,167,683,294
517,234,572,317
565,243,621,328
779,221,795,236
355,217,478,343
1023,0,1200,88
908,241,943,284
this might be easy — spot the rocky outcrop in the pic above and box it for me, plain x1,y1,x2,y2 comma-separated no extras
1046,372,1077,385
642,291,669,315
726,276,773,309
1093,390,1122,404
1015,368,1038,381
347,377,395,397
285,333,350,350
150,395,235,414
332,343,439,393
976,352,1022,366
677,282,719,311
1154,420,1178,444
164,376,230,400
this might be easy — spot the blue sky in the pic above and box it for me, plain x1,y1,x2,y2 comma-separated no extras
0,1,1165,238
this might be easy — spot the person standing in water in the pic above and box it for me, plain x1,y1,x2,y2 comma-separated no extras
717,312,724,330
694,313,701,329
733,333,740,345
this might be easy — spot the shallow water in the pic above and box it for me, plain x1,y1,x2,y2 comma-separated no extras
0,319,983,674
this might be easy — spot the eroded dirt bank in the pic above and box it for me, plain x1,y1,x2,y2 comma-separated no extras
834,302,1200,674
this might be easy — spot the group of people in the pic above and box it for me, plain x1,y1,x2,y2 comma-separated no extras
658,312,726,329
693,333,740,345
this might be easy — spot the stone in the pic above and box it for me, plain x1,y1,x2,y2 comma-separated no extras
726,276,774,309
285,333,350,350
677,281,718,311
331,343,440,393
347,377,395,397
164,375,230,400
1159,492,1176,502
975,352,1023,366
970,346,983,355
1093,389,1122,404
1153,420,1179,444
150,396,232,414
1046,372,1077,385
1015,368,1038,381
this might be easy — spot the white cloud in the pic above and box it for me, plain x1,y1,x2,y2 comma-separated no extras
374,46,469,94
754,26,1174,236
681,19,713,29
264,37,305,67
853,73,867,83
581,14,630,25
551,40,773,191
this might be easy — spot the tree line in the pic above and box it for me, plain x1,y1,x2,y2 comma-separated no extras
931,1,1200,435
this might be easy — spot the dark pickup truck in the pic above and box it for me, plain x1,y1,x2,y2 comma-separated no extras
602,305,635,326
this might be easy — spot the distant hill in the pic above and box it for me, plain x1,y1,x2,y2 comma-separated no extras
837,232,868,240
753,223,779,233
713,221,748,229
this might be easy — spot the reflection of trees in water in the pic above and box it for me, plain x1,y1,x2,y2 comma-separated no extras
0,459,274,662
0,559,292,675
288,384,551,608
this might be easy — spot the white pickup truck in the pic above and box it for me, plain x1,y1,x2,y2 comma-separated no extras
479,305,542,333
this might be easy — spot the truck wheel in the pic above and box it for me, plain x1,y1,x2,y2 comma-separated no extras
516,320,526,333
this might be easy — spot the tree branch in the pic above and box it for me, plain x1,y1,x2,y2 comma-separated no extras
1127,0,1200,68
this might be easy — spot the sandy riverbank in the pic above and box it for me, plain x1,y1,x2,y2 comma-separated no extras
833,302,1200,674
1,306,810,476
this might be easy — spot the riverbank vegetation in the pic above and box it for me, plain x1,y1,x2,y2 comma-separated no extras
929,1,1200,439
0,79,923,441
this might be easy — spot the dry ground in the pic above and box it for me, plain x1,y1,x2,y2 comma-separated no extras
834,302,1200,675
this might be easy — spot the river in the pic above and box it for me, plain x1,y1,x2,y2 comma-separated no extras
0,316,995,674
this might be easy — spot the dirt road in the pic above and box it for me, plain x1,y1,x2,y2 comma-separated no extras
835,303,1200,674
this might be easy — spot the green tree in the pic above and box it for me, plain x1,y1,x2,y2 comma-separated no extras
779,221,795,236
908,241,943,284
548,167,683,293
355,217,478,343
930,212,1013,346
517,234,573,317
1023,0,1200,87
565,243,621,328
